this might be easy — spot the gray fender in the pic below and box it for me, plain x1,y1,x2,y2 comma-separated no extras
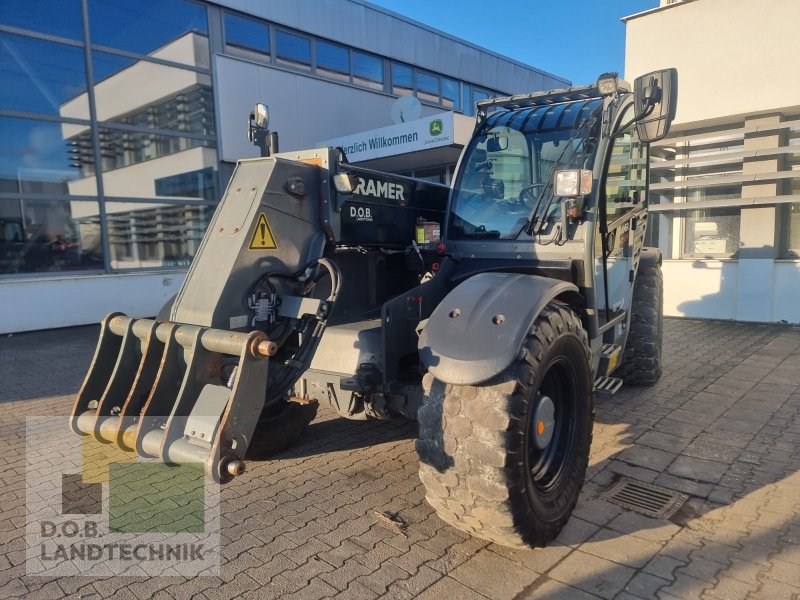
418,272,579,386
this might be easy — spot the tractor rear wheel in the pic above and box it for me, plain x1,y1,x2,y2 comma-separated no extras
416,303,594,548
620,262,663,386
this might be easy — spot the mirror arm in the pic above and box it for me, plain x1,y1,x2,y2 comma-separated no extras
610,100,656,140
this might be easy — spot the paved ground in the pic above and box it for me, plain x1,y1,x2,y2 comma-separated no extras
1,319,800,599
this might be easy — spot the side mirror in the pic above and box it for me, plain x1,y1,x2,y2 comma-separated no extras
633,68,677,143
252,103,269,129
486,135,508,152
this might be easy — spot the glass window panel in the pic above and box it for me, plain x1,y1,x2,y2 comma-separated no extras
784,204,800,258
683,208,740,257
104,201,212,268
92,52,215,137
0,33,89,119
0,117,96,196
97,127,217,200
605,126,647,222
442,78,460,111
352,51,383,90
416,71,439,103
316,41,349,81
0,0,83,40
688,185,742,202
223,12,269,58
0,198,104,274
275,30,310,69
88,0,209,68
392,63,413,96
463,84,473,116
471,89,490,114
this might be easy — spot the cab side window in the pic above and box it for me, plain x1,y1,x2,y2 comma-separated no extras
604,124,647,223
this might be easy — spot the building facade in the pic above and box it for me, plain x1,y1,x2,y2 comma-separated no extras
624,0,800,322
0,0,568,333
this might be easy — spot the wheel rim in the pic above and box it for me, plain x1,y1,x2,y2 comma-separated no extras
527,357,579,494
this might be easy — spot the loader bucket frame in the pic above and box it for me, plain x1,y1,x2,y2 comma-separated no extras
70,313,276,483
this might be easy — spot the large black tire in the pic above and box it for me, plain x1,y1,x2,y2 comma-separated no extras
416,303,594,548
620,262,663,386
246,400,318,459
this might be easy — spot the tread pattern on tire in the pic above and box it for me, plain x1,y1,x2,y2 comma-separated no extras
416,303,593,549
620,262,663,386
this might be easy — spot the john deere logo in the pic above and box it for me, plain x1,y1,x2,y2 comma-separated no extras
429,119,443,136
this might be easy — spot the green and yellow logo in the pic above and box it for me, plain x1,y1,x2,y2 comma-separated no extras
429,119,443,136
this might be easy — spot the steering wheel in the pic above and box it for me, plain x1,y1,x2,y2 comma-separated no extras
517,183,546,209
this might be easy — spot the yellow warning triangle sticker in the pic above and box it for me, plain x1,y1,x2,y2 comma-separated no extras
248,212,278,250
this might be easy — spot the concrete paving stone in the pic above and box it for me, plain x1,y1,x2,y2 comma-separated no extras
658,572,713,600
426,545,473,574
635,430,692,453
391,564,444,596
723,558,765,587
753,578,800,600
549,550,636,598
354,540,406,570
653,418,706,439
688,538,740,567
581,527,664,569
677,554,727,584
668,456,729,484
701,574,756,600
618,445,677,471
486,543,571,574
447,549,539,600
243,553,302,586
683,439,743,464
708,417,761,435
572,496,625,526
655,472,714,498
521,578,602,600
553,516,603,547
623,571,670,599
606,511,681,543
644,554,687,580
607,459,661,483
762,557,800,587
668,409,719,427
415,575,490,600
317,539,367,568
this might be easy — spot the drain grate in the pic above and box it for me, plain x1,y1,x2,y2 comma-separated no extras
600,477,688,519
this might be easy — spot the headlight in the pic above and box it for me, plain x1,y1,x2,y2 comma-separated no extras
555,169,593,197
596,72,620,97
333,173,354,194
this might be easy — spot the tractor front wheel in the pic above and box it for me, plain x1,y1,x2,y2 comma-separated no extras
416,303,594,548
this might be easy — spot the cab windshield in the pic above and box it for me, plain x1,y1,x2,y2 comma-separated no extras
449,99,602,240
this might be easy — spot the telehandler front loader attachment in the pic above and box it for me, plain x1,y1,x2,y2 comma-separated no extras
69,148,340,482
70,314,275,483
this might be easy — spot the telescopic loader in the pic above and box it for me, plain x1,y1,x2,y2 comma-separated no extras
72,69,677,547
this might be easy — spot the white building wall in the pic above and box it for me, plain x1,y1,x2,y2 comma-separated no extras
625,0,800,127
625,0,800,323
0,272,184,334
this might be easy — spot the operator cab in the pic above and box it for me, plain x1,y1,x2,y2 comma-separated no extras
449,98,602,244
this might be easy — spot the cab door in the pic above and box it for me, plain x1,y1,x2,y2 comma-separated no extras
595,123,649,327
